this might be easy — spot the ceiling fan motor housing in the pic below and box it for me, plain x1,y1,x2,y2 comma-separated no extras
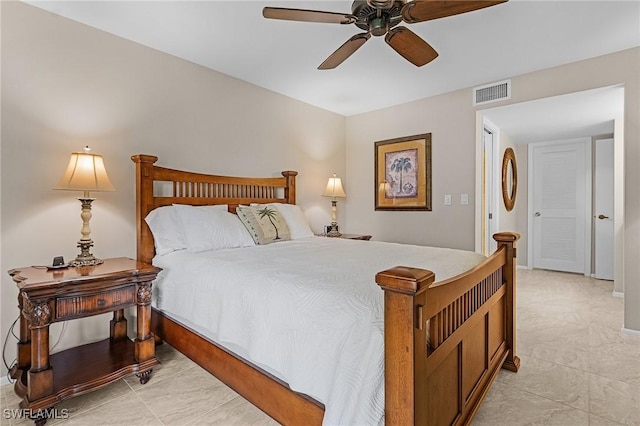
366,0,396,9
353,0,404,35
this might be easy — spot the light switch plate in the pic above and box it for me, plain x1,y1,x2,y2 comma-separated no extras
444,194,452,205
461,194,469,205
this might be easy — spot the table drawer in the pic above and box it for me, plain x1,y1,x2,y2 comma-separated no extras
56,285,136,320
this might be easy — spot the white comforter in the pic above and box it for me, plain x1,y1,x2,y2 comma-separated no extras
152,237,485,426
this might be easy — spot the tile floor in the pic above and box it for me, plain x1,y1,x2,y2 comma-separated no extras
2,268,638,425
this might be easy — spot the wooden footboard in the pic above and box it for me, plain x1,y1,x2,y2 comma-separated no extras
376,232,520,425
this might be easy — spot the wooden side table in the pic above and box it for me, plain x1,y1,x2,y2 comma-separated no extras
8,257,161,425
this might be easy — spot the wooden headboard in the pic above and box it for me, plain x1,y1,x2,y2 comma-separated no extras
132,154,298,264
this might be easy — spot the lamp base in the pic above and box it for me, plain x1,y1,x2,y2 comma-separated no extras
325,224,342,237
70,239,104,267
69,256,104,267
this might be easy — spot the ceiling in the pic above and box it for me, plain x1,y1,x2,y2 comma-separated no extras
483,85,624,144
27,0,640,118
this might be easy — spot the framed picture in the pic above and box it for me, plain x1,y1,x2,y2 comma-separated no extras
374,133,432,211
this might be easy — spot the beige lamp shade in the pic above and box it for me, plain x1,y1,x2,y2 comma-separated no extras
55,147,115,194
322,174,346,199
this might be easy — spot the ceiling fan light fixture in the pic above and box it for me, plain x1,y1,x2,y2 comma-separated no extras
369,15,389,36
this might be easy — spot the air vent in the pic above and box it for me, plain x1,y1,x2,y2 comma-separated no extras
473,79,511,106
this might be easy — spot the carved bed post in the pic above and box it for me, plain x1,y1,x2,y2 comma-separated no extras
131,155,158,265
375,266,435,426
493,232,521,372
281,170,297,205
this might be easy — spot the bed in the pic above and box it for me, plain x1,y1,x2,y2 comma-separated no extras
132,154,520,425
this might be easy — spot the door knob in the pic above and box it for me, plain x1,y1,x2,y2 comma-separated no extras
598,214,609,220
534,212,541,217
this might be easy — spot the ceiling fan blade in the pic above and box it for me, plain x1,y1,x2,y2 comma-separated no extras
385,27,438,67
402,0,507,24
263,7,356,24
318,33,371,70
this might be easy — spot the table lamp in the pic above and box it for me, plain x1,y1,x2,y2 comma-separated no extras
55,146,115,266
322,173,346,237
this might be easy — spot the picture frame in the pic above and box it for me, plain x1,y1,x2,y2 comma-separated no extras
374,133,432,211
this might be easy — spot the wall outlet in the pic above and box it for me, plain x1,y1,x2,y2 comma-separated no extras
461,194,469,205
444,194,452,205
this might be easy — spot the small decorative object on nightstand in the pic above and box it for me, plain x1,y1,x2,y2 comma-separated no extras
322,173,346,237
8,258,160,426
55,146,115,267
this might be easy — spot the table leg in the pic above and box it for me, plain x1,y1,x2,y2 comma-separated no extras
24,300,53,401
14,292,31,398
30,407,52,426
134,282,154,383
110,309,128,340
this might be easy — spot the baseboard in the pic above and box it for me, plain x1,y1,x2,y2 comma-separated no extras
516,265,530,270
622,327,640,337
612,291,624,299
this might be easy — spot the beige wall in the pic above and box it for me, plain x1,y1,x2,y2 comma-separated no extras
0,1,346,376
346,87,477,249
345,48,640,332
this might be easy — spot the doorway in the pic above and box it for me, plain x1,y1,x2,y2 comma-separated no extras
475,85,624,294
481,125,498,256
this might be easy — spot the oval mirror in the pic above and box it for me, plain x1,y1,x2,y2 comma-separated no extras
502,147,517,211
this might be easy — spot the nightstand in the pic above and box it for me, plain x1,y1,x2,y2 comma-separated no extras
8,257,160,425
318,233,372,241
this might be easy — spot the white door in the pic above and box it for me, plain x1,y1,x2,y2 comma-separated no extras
594,138,614,280
531,140,590,274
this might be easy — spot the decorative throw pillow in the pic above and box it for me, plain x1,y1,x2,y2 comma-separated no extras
237,205,291,245
251,203,314,240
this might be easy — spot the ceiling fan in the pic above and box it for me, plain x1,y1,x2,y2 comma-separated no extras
263,0,507,69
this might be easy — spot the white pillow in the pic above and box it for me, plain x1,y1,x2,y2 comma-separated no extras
144,206,186,255
252,203,314,239
172,204,254,252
